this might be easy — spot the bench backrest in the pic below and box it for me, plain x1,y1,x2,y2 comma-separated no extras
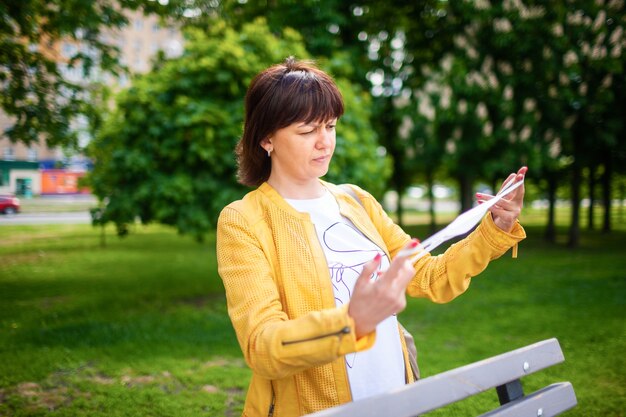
305,338,577,417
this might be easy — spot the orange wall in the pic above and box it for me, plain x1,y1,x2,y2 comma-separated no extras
41,170,90,194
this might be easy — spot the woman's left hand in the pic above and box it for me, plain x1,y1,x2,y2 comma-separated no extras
475,166,527,233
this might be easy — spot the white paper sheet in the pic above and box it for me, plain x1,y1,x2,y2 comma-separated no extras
397,178,525,262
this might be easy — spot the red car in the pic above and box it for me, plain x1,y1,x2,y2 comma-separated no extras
0,195,20,214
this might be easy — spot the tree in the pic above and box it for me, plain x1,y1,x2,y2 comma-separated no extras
409,86,448,234
407,1,625,247
87,18,390,240
552,2,626,245
461,2,573,243
356,1,457,223
0,0,189,148
406,5,535,214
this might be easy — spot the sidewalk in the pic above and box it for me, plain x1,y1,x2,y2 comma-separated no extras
17,194,98,214
0,211,92,225
0,194,97,225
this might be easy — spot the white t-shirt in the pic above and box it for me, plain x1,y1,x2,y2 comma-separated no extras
286,189,405,401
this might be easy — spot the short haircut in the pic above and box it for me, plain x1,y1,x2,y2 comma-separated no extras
236,57,345,187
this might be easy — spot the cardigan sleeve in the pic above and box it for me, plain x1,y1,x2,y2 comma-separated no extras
216,204,375,380
349,185,526,304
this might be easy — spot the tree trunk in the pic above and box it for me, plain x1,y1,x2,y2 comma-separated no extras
587,165,596,230
568,162,582,248
618,181,626,223
390,150,406,228
458,174,473,214
426,170,436,235
378,96,405,228
568,116,586,249
545,173,557,243
602,153,612,233
395,181,404,228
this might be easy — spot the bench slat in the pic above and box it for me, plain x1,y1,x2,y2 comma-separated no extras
479,382,577,417
305,338,565,417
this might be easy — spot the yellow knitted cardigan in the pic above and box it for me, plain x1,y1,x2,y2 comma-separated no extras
216,181,526,417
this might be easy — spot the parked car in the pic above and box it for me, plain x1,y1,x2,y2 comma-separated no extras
0,195,20,214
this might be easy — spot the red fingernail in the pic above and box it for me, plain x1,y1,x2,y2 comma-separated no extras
409,240,418,248
374,253,382,262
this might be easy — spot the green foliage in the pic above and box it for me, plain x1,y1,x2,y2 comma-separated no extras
0,0,180,147
209,0,351,58
87,18,390,239
328,76,392,198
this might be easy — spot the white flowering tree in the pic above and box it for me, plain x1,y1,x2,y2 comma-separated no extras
404,0,625,245
553,2,625,244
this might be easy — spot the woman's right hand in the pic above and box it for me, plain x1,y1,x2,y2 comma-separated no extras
348,240,418,339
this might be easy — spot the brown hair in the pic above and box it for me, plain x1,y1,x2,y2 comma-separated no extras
236,57,345,187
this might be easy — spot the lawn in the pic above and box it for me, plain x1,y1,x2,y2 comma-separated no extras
0,209,624,416
0,224,247,416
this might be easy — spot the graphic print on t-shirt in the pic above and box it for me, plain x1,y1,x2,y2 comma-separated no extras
322,221,389,368
323,222,386,305
285,190,405,400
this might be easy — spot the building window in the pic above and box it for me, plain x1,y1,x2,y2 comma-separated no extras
61,42,76,58
3,147,15,161
134,57,143,69
59,63,82,82
134,18,144,30
27,148,38,162
152,23,160,32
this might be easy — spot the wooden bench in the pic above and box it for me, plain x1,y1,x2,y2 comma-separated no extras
306,338,577,417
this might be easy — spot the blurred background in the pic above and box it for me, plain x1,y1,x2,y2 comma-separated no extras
0,1,624,416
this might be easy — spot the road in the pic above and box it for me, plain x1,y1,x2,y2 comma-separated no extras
0,211,92,225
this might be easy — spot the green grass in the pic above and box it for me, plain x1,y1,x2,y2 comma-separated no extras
0,224,246,416
0,211,625,416
402,223,626,416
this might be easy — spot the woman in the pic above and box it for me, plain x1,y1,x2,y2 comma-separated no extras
216,58,526,417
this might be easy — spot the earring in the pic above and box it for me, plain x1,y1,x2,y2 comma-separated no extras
267,148,272,157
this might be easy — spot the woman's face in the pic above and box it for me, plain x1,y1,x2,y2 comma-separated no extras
265,119,337,184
